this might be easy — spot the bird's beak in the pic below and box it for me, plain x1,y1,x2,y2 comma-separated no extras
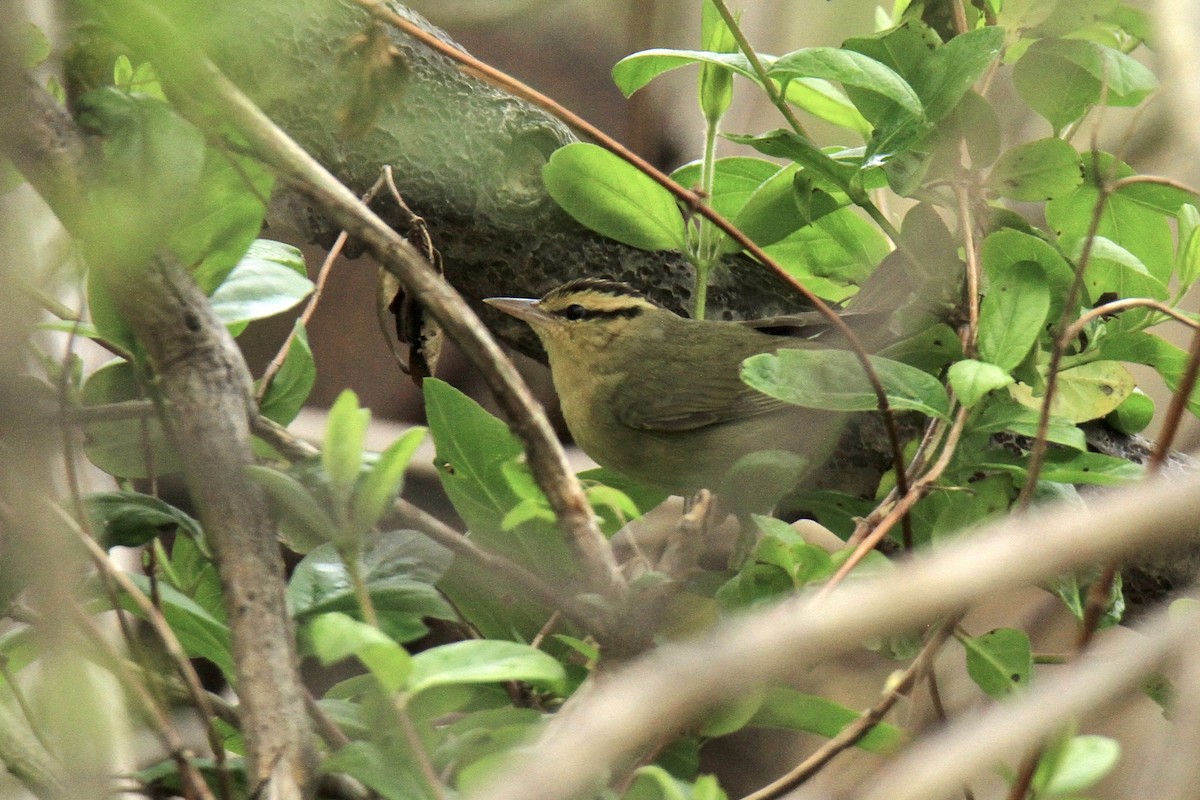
483,296,552,325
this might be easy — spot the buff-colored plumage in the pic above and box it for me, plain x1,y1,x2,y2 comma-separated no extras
485,279,845,509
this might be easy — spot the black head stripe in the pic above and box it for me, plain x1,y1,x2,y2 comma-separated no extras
542,278,647,304
552,304,644,321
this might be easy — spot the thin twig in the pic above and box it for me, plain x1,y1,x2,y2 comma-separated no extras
1147,315,1200,473
740,616,960,800
819,404,969,599
63,600,217,800
256,174,391,402
58,505,235,799
1016,150,1117,510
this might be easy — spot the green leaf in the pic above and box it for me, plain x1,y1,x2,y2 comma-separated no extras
670,157,785,222
947,360,1013,407
121,575,235,681
724,164,807,250
173,150,275,294
21,21,50,68
768,47,924,120
612,49,762,97
1105,388,1154,435
973,400,1087,451
762,208,888,301
80,360,182,479
258,322,315,426
1177,204,1200,290
309,612,412,693
750,687,903,753
74,88,207,268
86,490,201,549
700,692,766,737
424,379,578,638
877,323,964,373
289,530,454,644
930,475,1014,542
1009,360,1135,423
543,143,685,251
1035,735,1121,797
978,260,1050,371
323,390,370,507
625,765,692,800
842,21,941,125
1048,155,1182,284
1014,39,1155,132
742,349,950,419
322,741,427,800
989,138,1083,202
723,129,858,188
980,229,1076,320
981,449,1143,485
437,708,545,790
209,240,313,327
962,627,1032,698
1096,331,1200,416
407,640,566,695
160,533,224,623
783,78,872,136
245,464,337,552
424,379,575,567
1069,236,1169,302
916,27,1006,122
86,268,138,354
349,428,427,536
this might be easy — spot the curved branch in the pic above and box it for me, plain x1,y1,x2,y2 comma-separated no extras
471,469,1200,800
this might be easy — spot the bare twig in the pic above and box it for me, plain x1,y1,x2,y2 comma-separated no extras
256,174,391,402
740,616,960,800
60,506,234,797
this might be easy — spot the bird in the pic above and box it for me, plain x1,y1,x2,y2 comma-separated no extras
484,278,847,513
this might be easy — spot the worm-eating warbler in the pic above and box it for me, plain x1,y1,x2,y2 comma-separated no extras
485,279,846,510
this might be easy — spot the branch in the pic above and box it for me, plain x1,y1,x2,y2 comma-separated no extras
854,602,1197,800
470,469,1200,800
0,75,316,797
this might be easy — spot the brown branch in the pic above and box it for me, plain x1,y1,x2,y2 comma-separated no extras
471,469,1200,800
0,74,317,798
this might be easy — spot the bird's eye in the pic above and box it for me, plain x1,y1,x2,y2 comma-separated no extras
564,304,588,321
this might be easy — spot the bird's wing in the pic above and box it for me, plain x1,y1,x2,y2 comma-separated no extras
612,349,791,432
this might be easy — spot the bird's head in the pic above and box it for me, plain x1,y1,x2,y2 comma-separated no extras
485,279,663,358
